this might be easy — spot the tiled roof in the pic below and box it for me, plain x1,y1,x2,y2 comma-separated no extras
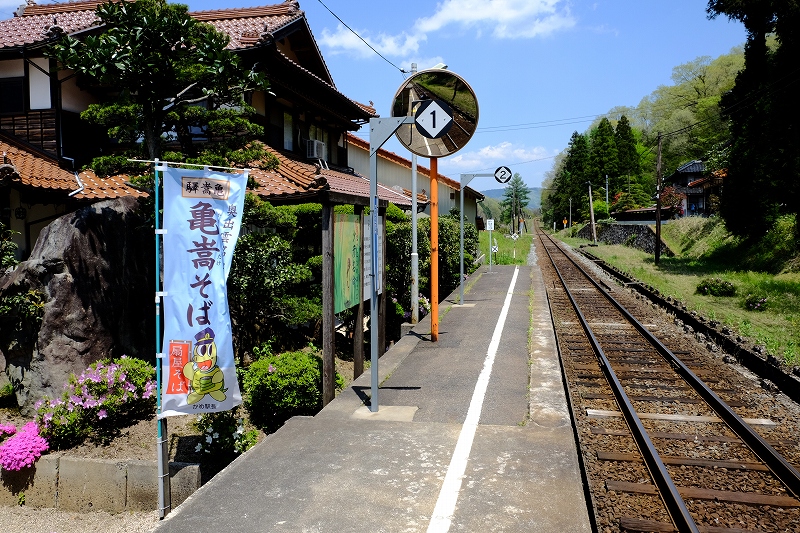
250,145,420,206
345,133,483,200
675,160,705,174
1,1,301,50
0,136,144,200
192,2,302,50
0,1,101,48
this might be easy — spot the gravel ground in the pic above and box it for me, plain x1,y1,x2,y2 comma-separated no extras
0,506,159,533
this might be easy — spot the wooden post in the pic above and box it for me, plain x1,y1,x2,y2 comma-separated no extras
354,205,364,378
655,132,662,265
430,157,439,341
321,202,335,406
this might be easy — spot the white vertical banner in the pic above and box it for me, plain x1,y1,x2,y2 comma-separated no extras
362,214,383,298
159,166,247,417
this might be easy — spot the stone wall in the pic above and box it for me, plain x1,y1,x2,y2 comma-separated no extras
576,223,673,256
0,455,199,512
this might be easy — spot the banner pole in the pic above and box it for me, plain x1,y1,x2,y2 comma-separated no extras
154,159,171,518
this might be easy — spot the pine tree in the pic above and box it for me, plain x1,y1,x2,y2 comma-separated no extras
614,115,640,191
501,174,531,232
589,118,618,191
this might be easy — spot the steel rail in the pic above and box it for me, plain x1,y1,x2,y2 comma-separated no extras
537,231,700,533
543,233,800,500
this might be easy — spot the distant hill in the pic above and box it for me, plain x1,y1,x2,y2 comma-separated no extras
481,187,543,210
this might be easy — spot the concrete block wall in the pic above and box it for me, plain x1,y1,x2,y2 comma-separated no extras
0,454,200,512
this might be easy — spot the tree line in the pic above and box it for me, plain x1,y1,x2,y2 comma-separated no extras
543,1,799,244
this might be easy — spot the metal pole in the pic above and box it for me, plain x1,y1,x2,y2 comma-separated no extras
154,159,171,519
655,132,663,265
368,116,414,412
459,176,465,304
488,226,493,272
369,138,380,411
410,63,419,324
605,174,609,212
411,154,419,323
430,157,439,341
588,182,597,244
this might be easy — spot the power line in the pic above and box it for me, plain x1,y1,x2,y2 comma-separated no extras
315,0,407,76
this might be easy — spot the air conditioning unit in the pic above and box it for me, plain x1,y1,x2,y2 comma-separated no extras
306,139,326,160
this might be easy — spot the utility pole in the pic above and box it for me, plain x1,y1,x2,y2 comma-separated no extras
569,197,572,235
655,132,662,265
605,174,609,213
587,181,597,244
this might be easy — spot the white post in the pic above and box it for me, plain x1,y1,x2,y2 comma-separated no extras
410,63,419,324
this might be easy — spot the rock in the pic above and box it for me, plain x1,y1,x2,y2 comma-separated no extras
723,355,736,364
760,379,778,393
0,197,155,415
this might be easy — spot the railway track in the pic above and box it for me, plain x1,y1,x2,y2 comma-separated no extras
535,228,800,532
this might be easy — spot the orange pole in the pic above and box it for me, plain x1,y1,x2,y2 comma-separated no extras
430,157,438,341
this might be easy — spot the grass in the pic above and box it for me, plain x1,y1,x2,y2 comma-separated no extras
480,228,534,266
554,216,800,366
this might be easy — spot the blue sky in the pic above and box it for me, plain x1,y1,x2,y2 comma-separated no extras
2,0,747,190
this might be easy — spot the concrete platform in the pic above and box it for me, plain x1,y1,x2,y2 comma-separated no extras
155,263,592,532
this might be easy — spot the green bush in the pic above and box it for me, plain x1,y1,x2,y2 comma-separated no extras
1,222,18,268
193,406,259,464
242,349,324,432
744,294,768,312
696,277,736,297
35,356,156,448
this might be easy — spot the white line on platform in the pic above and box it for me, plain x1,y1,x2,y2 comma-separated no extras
427,267,520,533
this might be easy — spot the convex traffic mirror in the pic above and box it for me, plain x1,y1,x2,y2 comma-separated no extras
391,69,479,158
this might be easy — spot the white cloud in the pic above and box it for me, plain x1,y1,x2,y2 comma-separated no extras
440,142,554,175
318,1,574,60
319,25,425,59
416,0,575,39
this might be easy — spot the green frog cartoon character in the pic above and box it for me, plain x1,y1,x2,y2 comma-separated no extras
183,327,227,405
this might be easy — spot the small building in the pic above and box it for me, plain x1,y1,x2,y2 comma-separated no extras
665,160,706,216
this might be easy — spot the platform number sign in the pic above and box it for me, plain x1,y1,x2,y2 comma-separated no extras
414,99,454,139
495,166,512,184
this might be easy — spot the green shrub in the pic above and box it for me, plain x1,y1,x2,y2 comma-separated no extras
696,277,736,297
193,406,259,464
1,222,18,268
744,294,768,312
35,356,156,448
242,350,323,432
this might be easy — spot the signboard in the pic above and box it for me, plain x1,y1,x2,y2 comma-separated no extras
414,99,453,139
486,219,494,231
495,166,512,183
334,213,362,313
391,68,479,158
